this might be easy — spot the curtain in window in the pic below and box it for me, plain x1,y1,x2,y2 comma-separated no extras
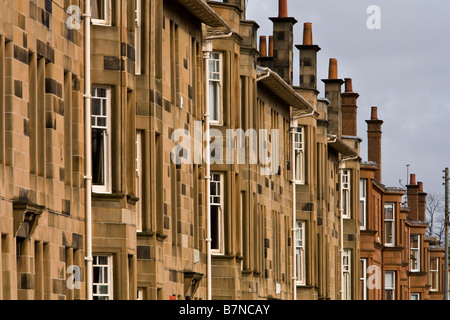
92,0,104,20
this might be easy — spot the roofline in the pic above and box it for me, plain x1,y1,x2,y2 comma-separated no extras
256,67,315,114
175,0,233,32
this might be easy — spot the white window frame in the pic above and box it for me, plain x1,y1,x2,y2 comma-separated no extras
360,179,367,230
295,221,306,286
240,192,244,271
210,173,224,255
136,131,143,233
385,271,395,300
92,86,112,194
384,203,395,247
93,255,113,300
343,249,351,300
410,234,420,272
91,0,112,26
135,0,142,75
411,293,420,300
430,258,439,292
208,52,223,125
360,258,367,300
341,170,350,219
293,127,305,185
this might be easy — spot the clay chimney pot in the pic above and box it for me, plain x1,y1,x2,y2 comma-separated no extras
328,58,338,79
303,23,313,45
345,78,353,93
418,181,423,192
279,0,288,18
268,36,274,57
410,174,416,185
260,36,267,57
371,107,378,120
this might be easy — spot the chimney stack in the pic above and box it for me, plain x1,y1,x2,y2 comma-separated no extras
418,181,427,222
322,58,344,137
366,107,383,182
259,36,267,57
341,78,360,137
269,0,297,85
296,22,321,93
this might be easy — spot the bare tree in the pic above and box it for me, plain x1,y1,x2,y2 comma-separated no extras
426,193,445,245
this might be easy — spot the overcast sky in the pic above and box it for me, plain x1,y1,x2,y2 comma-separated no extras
247,0,450,195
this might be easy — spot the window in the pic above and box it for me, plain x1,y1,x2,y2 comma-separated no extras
360,179,367,230
342,250,351,300
135,0,142,75
430,258,439,291
136,131,143,232
384,203,395,247
92,86,112,193
210,173,224,254
93,255,113,300
137,288,144,300
295,221,306,285
385,271,395,300
341,170,350,219
208,52,222,124
360,259,367,300
92,0,111,25
410,235,420,272
293,127,305,184
411,293,420,300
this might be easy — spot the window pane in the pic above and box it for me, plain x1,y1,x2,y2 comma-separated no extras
385,272,393,288
92,0,105,20
385,222,393,244
92,129,105,186
385,204,393,220
92,99,101,115
211,206,220,250
209,82,219,121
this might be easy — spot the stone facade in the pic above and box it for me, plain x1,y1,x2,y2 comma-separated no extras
0,0,444,301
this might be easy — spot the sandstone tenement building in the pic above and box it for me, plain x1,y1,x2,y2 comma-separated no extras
0,0,446,300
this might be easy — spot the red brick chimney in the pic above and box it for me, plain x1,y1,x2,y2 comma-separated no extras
341,78,360,137
296,22,321,93
366,107,383,182
323,59,344,137
260,36,267,57
268,0,297,85
406,174,419,221
417,181,427,222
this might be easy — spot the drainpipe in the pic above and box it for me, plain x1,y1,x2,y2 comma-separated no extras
83,0,93,301
203,31,232,301
291,125,297,300
339,169,344,300
203,39,212,301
